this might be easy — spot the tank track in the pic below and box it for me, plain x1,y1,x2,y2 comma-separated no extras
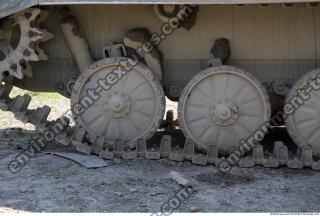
1,82,320,171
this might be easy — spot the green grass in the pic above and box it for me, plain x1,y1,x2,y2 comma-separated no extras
10,88,65,102
0,87,70,129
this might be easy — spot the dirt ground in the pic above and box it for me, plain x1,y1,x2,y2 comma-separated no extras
0,89,320,213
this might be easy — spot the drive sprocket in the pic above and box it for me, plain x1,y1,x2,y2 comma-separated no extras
0,8,54,81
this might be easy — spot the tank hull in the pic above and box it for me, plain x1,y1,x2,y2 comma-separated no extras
10,4,319,100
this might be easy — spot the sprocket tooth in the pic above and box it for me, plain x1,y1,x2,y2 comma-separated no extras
35,44,48,61
30,28,52,43
7,67,23,80
25,8,42,22
22,62,33,77
16,63,24,79
25,48,40,62
37,10,50,24
38,30,54,42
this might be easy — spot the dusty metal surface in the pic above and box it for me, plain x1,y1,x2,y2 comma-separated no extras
1,0,320,19
0,0,37,19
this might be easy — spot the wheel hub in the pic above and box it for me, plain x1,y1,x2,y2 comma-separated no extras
211,100,238,127
105,92,131,119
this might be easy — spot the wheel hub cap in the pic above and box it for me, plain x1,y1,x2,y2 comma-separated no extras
211,100,238,127
105,92,131,119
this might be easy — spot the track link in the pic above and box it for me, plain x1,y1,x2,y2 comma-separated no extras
1,82,319,171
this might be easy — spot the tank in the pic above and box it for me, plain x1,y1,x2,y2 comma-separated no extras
1,0,320,170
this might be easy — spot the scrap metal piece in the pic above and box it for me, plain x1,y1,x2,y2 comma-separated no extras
48,152,111,169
